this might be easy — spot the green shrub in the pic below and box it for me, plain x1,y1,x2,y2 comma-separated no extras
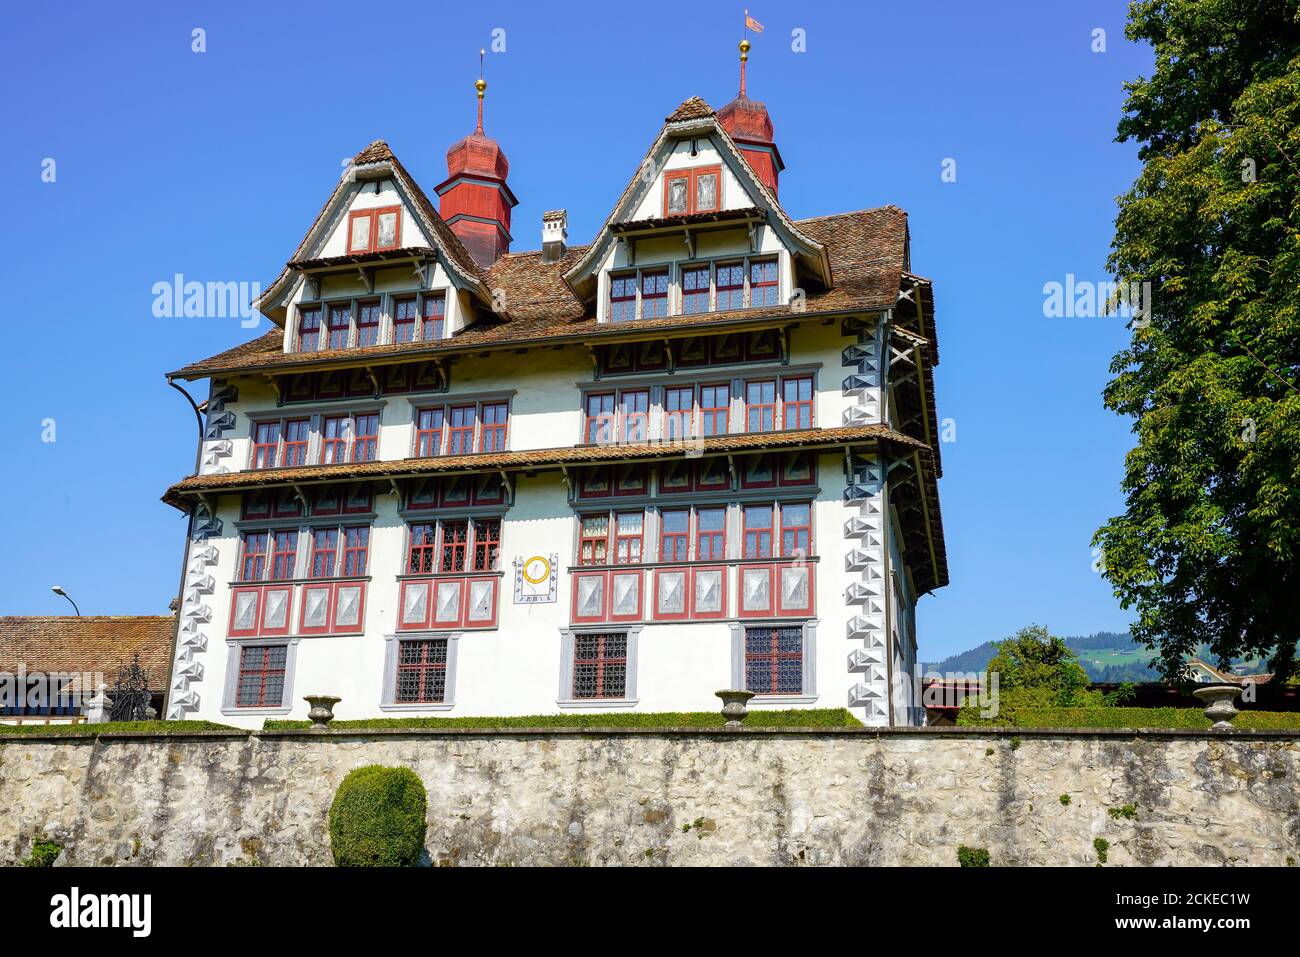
23,838,63,867
328,766,427,867
957,845,990,867
1059,794,1071,806
1094,837,1110,864
1109,804,1138,820
267,708,861,731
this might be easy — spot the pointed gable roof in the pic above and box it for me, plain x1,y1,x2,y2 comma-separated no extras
564,96,832,297
252,139,491,324
665,96,715,122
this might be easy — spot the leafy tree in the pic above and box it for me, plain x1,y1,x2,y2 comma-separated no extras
985,625,1091,704
1095,0,1300,681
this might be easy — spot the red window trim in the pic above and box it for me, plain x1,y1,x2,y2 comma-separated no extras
779,501,813,558
780,375,814,431
415,406,445,457
446,404,476,455
662,165,721,217
743,503,775,559
356,300,381,347
749,257,779,308
236,644,287,708
745,379,778,434
659,509,690,563
585,392,616,445
609,273,637,323
479,401,509,453
251,421,281,470
613,511,644,565
694,506,728,561
578,513,611,566
421,293,446,342
296,306,322,352
392,297,418,343
699,383,731,437
347,205,402,255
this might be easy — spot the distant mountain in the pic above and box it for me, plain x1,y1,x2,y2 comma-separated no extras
923,631,1157,682
923,631,1283,683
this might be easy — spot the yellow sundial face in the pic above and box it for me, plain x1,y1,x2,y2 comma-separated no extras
522,556,551,584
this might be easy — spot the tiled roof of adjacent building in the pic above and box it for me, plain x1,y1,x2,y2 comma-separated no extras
0,616,176,688
170,207,916,380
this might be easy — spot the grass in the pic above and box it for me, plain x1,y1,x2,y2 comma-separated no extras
0,720,238,737
264,708,863,731
958,706,1300,730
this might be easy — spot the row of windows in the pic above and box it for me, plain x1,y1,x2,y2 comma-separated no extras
239,525,371,582
249,399,506,470
609,257,778,323
237,501,808,585
295,292,445,353
248,370,814,471
583,374,813,444
233,624,804,709
578,502,810,566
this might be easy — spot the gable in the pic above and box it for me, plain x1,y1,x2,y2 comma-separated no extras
316,178,431,258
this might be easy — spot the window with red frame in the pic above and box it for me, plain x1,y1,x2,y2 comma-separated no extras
446,405,475,455
572,632,628,699
744,626,803,695
407,523,437,574
620,390,649,443
326,304,351,350
578,514,610,565
750,259,779,307
251,422,280,469
472,518,501,571
613,512,643,564
297,307,322,352
439,520,468,572
236,644,288,708
585,392,615,445
322,415,349,464
696,506,727,560
415,407,444,457
309,528,338,578
393,297,417,343
240,532,269,581
716,263,745,311
782,376,813,431
347,206,401,254
480,402,508,452
609,275,637,323
663,166,720,216
282,419,310,466
395,638,447,703
421,293,445,342
342,526,369,576
699,383,730,436
780,502,812,558
663,386,695,441
269,530,298,580
745,380,777,433
351,413,378,462
743,504,774,558
681,265,711,315
356,301,381,347
660,510,690,562
641,271,669,319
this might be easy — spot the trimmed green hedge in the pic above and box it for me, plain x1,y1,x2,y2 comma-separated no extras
958,706,1300,730
0,720,237,737
266,708,862,731
329,765,427,867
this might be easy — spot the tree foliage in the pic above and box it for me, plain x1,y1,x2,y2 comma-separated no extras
985,625,1091,703
1095,0,1300,680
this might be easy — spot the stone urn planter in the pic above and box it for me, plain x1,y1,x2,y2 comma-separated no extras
715,690,755,729
304,694,342,731
1193,683,1240,730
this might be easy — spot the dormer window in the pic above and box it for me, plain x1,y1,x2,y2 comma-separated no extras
347,206,401,254
663,166,721,217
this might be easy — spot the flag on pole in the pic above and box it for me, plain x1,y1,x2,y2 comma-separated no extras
745,11,765,33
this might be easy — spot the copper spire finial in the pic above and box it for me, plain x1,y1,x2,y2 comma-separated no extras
475,48,487,133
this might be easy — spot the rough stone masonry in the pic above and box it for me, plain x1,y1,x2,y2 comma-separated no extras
1,728,1297,866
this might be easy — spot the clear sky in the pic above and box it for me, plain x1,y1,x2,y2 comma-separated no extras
0,1,1151,660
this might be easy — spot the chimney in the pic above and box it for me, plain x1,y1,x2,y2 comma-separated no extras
541,210,568,263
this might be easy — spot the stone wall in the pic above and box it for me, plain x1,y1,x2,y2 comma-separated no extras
2,728,1296,866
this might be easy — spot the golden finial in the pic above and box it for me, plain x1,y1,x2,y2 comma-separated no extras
739,38,751,60
475,48,487,132
738,38,751,98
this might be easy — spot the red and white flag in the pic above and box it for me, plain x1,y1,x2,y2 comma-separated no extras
745,11,765,33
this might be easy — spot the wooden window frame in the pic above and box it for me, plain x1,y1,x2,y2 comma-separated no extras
421,292,446,342
415,406,445,457
296,305,322,352
239,531,269,582
781,375,814,431
640,270,669,320
326,303,352,350
662,165,721,217
613,511,644,565
479,401,509,453
446,404,477,456
745,379,778,433
235,644,289,709
347,205,402,255
749,257,779,308
779,502,813,558
356,300,381,347
742,503,775,559
584,392,616,445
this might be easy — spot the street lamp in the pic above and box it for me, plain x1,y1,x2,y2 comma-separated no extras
51,585,81,616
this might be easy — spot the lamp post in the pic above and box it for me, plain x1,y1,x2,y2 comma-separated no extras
51,585,81,617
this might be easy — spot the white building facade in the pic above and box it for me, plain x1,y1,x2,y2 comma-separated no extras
162,77,947,729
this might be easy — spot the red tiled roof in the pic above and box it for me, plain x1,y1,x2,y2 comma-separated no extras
0,616,175,688
162,424,926,508
666,96,715,122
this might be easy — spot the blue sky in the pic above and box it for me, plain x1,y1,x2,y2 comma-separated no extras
0,1,1150,660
